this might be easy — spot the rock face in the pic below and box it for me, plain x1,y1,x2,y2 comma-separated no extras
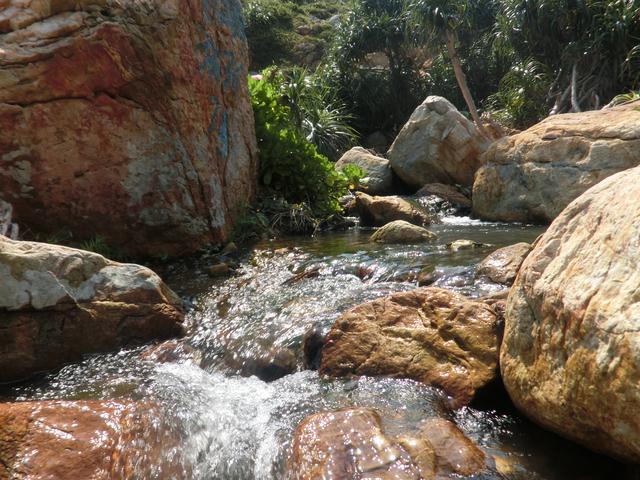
355,192,432,227
416,183,472,209
290,408,486,480
320,288,499,406
476,242,532,286
501,166,640,462
473,101,640,223
0,400,181,479
336,147,393,195
388,96,491,189
370,220,437,244
0,236,184,382
0,0,257,257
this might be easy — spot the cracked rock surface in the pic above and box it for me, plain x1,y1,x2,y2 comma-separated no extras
0,400,181,479
501,165,640,462
0,236,184,382
473,100,640,223
290,408,486,480
0,0,257,256
319,287,499,407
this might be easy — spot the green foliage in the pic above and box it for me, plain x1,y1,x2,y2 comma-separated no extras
249,73,350,218
79,235,125,260
338,164,366,190
325,0,430,138
271,67,359,160
495,0,640,115
610,90,640,106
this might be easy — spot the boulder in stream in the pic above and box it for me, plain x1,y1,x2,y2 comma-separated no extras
0,400,182,479
0,236,184,382
473,100,640,223
320,287,499,406
355,192,432,227
501,165,640,462
335,147,394,195
476,242,532,286
0,0,257,257
415,183,472,210
388,96,491,189
370,220,437,244
290,408,486,479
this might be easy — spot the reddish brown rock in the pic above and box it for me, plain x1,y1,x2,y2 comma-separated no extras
0,0,257,257
473,101,640,223
0,400,183,479
290,408,486,480
0,236,184,382
501,166,640,462
476,242,532,286
355,192,432,227
320,288,499,406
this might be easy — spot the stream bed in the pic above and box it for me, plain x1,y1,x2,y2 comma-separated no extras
1,215,628,479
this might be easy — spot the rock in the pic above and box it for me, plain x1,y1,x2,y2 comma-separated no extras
0,236,184,382
501,166,640,462
0,400,181,479
415,183,472,209
371,220,437,244
140,339,202,366
207,262,231,277
0,0,257,257
472,101,640,223
290,408,486,480
335,147,394,195
415,417,486,476
0,199,19,239
448,239,488,252
320,287,499,406
221,242,239,256
388,96,492,189
476,242,532,285
355,192,432,227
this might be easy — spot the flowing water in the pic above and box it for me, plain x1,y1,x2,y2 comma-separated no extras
1,210,628,479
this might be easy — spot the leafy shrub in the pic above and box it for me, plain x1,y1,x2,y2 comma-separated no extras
249,73,350,217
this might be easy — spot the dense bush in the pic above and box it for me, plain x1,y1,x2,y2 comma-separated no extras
249,74,352,218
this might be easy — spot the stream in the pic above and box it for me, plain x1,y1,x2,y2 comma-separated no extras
1,210,627,479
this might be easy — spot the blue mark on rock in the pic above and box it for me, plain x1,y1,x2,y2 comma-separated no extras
195,36,221,79
217,112,229,159
201,0,246,39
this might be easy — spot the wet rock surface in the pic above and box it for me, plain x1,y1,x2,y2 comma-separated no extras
388,96,491,189
473,101,640,224
476,242,532,286
0,0,257,256
415,183,472,210
501,165,640,462
0,400,181,479
320,287,499,406
0,236,184,382
290,407,486,480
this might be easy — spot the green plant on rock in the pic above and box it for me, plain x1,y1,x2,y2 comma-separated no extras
249,73,350,218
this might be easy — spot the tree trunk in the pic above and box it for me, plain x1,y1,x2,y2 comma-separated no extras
445,29,490,138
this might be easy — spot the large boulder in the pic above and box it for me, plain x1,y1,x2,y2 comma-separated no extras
355,192,432,227
0,236,184,382
290,408,486,480
476,242,532,286
0,0,257,257
473,101,640,223
320,288,499,406
388,96,491,189
370,220,437,244
335,147,393,195
0,400,181,479
501,166,640,462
